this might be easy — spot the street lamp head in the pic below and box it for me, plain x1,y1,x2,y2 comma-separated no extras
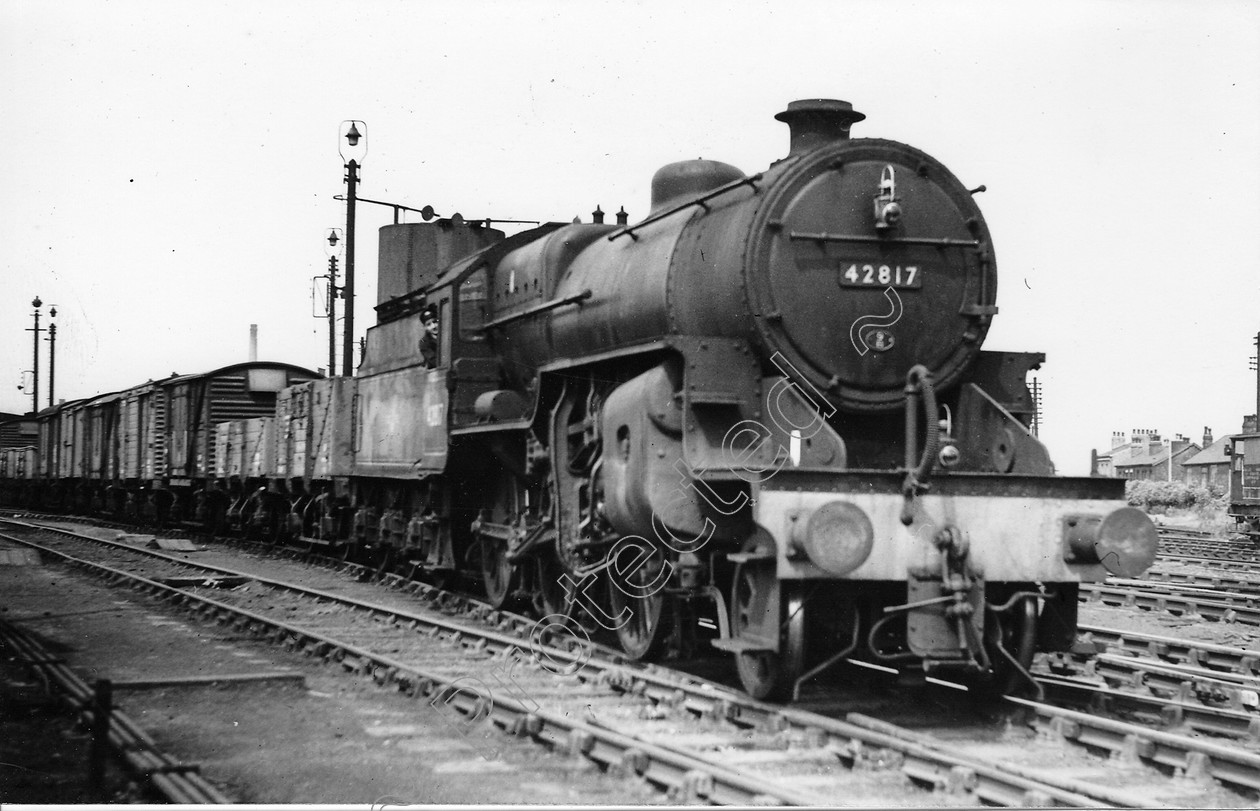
338,120,367,163
49,306,57,318
324,227,343,258
32,296,42,309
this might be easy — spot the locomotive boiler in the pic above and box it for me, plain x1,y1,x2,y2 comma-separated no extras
316,98,1156,699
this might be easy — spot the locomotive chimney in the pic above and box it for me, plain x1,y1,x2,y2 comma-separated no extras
775,99,866,157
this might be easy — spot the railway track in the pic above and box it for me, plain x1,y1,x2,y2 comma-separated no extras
1035,651,1260,742
0,617,232,803
4,517,1260,806
1082,581,1260,626
1076,624,1260,677
1139,567,1260,597
1156,534,1260,563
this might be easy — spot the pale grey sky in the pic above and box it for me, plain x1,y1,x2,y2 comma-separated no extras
2,0,1257,475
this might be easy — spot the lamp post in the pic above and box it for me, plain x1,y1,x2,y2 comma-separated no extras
47,306,57,407
338,120,367,376
323,228,343,377
25,297,43,413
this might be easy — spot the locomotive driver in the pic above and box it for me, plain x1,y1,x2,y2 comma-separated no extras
419,304,439,368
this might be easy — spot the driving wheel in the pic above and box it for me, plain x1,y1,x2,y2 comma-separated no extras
606,540,674,660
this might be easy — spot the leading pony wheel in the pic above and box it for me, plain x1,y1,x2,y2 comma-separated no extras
731,534,805,701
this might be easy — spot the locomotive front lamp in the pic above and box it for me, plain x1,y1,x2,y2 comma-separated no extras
874,164,902,231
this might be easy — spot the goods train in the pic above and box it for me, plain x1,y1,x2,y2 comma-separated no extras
0,363,321,524
1,99,1160,699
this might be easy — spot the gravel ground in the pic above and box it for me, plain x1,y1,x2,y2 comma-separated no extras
0,551,657,805
5,518,1258,805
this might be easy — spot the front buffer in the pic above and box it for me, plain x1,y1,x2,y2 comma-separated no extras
728,469,1157,699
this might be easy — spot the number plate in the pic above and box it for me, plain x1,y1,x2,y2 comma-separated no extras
839,263,923,289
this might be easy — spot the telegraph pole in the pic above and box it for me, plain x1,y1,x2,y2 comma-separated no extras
323,228,343,378
328,255,339,376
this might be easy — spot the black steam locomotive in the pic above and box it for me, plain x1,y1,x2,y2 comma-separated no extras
3,100,1160,699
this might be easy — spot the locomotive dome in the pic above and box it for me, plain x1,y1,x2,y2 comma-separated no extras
743,99,999,412
650,159,745,212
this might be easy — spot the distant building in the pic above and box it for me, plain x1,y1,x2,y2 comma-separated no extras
0,412,38,450
1093,428,1199,481
1091,431,1127,477
1181,426,1233,490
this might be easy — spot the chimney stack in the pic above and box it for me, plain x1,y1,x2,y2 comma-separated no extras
249,324,258,361
775,99,866,157
1203,426,1213,448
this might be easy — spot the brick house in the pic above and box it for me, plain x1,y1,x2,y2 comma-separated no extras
1094,429,1199,481
1181,426,1233,490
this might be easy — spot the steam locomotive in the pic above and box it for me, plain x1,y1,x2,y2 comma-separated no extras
3,99,1160,699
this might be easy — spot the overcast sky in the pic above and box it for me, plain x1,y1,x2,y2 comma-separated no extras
2,0,1257,475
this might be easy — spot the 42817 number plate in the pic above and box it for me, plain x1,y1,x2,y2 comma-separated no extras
839,263,923,289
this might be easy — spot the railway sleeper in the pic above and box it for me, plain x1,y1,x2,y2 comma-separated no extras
673,769,715,803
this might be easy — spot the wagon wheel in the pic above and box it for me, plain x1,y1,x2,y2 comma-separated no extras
606,540,674,660
731,534,805,701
